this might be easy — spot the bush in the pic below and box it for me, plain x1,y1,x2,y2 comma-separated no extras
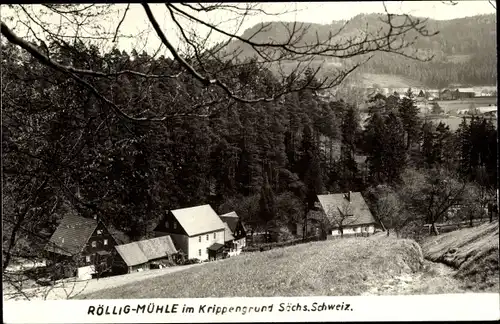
182,258,201,265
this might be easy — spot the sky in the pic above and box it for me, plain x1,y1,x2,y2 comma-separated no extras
2,1,496,56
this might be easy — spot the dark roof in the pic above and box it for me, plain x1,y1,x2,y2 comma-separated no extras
219,211,240,232
45,214,99,256
223,222,235,242
207,243,225,252
317,192,377,228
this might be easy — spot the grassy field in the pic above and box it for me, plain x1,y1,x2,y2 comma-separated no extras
78,236,439,299
421,221,499,292
435,97,497,114
361,73,427,89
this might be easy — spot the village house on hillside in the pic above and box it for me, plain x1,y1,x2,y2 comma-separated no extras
219,211,247,256
114,236,177,274
44,214,119,280
317,191,379,237
153,205,226,261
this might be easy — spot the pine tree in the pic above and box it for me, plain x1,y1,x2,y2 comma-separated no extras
398,89,421,150
259,173,276,240
364,112,386,183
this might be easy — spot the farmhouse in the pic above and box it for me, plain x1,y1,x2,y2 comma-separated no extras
440,89,455,100
154,204,225,261
219,211,247,255
114,236,177,274
317,191,378,237
44,214,119,280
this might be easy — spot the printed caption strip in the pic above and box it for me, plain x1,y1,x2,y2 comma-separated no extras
4,294,500,323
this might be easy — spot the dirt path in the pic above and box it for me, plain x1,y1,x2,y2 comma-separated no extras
4,263,204,301
361,260,465,296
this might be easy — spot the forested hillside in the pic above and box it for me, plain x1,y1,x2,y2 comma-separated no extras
228,14,497,88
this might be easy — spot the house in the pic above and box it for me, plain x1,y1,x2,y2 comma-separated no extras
317,191,378,237
44,214,119,280
153,204,225,261
456,90,475,99
114,236,177,274
440,89,454,100
219,211,247,255
114,242,149,274
222,222,236,256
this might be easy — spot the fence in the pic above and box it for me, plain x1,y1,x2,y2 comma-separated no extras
242,236,320,253
423,217,492,234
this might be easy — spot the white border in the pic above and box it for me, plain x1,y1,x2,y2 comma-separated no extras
4,294,500,323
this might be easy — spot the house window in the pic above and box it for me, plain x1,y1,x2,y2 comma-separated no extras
86,256,91,262
165,221,169,228
206,234,209,241
173,222,177,229
104,239,108,246
199,236,201,242
213,233,216,239
198,249,201,257
97,229,103,235
91,241,97,248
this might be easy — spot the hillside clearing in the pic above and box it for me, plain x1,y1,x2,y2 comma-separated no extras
78,237,433,299
361,73,427,89
421,221,499,292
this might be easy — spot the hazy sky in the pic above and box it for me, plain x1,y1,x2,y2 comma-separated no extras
2,1,496,55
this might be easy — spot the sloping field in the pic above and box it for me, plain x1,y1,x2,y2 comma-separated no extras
421,221,499,291
78,237,427,299
361,73,427,89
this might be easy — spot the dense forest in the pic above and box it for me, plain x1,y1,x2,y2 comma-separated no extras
229,14,497,88
3,37,497,265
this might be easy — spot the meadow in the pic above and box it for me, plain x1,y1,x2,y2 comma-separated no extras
77,236,455,299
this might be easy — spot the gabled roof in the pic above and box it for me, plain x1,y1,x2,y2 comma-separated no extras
45,214,99,256
115,242,149,267
317,192,377,228
115,236,177,267
223,222,235,242
171,205,225,236
136,236,177,260
219,211,241,232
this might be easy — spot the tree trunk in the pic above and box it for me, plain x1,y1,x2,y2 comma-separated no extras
431,223,440,236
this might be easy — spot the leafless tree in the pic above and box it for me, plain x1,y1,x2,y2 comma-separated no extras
325,200,360,238
2,3,439,122
399,168,468,236
367,185,413,238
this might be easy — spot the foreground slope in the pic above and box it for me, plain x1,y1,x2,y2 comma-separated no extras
78,237,429,299
421,221,499,292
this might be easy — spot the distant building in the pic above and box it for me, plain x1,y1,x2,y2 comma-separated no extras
456,89,475,99
440,89,455,100
219,211,247,256
153,205,226,261
45,214,119,280
317,191,379,237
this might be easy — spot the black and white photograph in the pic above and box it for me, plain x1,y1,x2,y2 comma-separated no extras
1,1,498,321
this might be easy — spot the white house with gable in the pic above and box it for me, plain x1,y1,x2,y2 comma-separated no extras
153,205,226,261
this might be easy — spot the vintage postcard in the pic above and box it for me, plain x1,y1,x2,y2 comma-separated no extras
2,1,499,323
